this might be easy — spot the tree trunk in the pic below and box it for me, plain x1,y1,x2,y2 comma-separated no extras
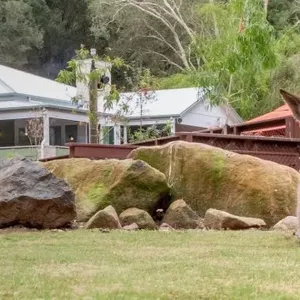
89,76,99,144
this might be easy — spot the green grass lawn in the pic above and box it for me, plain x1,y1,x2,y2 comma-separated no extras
1,230,300,300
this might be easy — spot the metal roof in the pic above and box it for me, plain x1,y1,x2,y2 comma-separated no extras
246,105,291,123
0,64,243,124
108,88,204,117
0,64,76,102
106,87,243,123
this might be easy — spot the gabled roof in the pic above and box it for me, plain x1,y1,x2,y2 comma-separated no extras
0,64,76,102
109,87,204,117
107,87,243,123
247,104,291,123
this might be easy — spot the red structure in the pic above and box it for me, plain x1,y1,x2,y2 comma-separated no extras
40,105,300,171
198,105,300,138
40,132,300,171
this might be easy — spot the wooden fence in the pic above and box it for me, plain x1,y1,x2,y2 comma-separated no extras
132,132,300,170
41,133,300,171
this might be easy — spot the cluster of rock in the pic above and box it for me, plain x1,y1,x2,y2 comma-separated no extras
81,199,268,232
0,141,299,233
83,201,296,233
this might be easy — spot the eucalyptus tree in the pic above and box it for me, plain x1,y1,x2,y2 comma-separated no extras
89,0,202,73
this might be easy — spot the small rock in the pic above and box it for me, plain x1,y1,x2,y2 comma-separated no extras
85,205,122,230
123,223,139,231
163,199,204,229
159,223,174,232
120,208,157,230
273,216,298,231
204,208,266,230
99,228,110,233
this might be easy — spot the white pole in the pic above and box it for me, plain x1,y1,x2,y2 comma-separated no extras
123,125,128,144
42,109,50,146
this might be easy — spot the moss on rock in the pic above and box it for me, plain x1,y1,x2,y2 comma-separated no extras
44,158,170,221
128,141,300,225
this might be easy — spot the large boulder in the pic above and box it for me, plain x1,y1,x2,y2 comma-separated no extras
44,158,170,221
273,216,298,231
128,141,300,225
204,208,266,230
85,205,122,230
119,208,157,230
163,199,204,229
0,157,75,229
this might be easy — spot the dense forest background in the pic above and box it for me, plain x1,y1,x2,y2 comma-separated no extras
1,0,300,120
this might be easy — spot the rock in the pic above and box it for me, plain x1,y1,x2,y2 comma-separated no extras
273,216,298,231
123,223,139,231
159,223,174,232
128,141,300,225
120,208,157,230
163,199,204,229
44,158,170,222
85,205,122,230
204,208,266,230
0,157,75,229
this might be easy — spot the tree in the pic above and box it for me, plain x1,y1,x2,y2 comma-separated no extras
26,117,44,146
0,0,43,68
57,47,124,144
23,0,96,78
90,0,201,72
25,111,45,160
120,66,172,142
176,0,280,119
267,0,300,30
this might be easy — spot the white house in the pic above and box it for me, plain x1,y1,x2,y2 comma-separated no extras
0,62,243,154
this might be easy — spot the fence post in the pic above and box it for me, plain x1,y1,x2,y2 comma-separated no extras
285,117,300,138
178,133,187,141
185,134,193,143
69,144,75,158
233,126,241,135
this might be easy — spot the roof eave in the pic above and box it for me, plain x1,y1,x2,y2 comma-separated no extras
123,114,180,120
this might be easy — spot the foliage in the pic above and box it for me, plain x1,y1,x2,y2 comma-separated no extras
188,0,280,119
119,67,157,119
152,72,196,90
56,46,126,143
0,0,43,68
267,54,300,107
129,122,172,143
89,0,201,72
2,0,300,120
149,0,300,120
267,0,300,30
121,66,172,142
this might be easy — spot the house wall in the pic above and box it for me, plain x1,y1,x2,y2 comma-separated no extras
181,101,235,128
